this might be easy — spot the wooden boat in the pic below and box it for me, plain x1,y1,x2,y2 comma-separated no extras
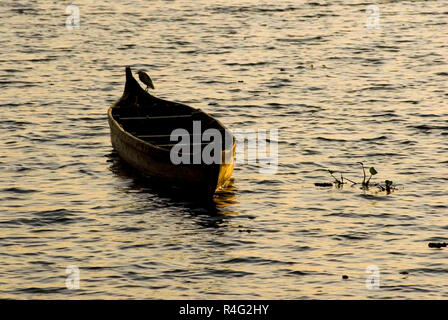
107,67,235,199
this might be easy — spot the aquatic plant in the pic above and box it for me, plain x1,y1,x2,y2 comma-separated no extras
314,163,396,194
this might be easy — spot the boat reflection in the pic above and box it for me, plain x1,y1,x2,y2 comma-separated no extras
107,151,239,216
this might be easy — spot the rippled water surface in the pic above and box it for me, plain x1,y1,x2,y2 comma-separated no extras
1,0,448,299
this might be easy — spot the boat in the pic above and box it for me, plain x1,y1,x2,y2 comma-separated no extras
107,66,235,199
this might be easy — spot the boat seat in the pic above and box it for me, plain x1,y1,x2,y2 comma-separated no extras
156,142,216,147
136,130,227,139
138,133,204,138
118,114,192,120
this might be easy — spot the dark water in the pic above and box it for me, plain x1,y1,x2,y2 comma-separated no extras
0,0,447,298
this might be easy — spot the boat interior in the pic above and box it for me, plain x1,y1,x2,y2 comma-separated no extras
112,105,230,154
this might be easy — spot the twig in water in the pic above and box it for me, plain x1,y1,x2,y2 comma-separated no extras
358,162,366,185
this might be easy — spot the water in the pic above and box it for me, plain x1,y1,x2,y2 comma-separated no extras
1,0,447,299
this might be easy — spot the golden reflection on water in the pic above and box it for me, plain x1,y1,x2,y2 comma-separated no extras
1,0,448,299
108,152,240,216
